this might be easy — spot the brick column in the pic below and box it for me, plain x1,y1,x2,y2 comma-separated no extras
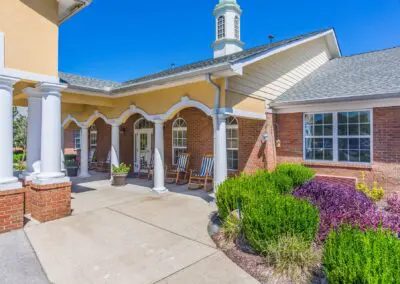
0,188,25,234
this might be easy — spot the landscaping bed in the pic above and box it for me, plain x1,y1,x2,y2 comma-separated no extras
213,164,400,283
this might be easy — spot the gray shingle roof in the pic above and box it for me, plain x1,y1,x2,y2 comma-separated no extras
59,72,121,91
273,46,400,105
60,29,331,93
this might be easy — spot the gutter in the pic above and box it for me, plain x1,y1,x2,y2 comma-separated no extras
206,74,221,112
59,0,92,24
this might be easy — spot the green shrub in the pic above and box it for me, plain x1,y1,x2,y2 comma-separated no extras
216,171,275,221
275,163,315,187
222,214,242,241
323,226,400,283
13,153,25,163
270,172,294,194
64,154,77,162
242,192,319,253
266,234,321,283
112,163,131,174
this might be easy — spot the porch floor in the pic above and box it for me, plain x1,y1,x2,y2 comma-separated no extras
17,172,257,284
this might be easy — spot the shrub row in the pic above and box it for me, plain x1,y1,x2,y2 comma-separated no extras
293,180,400,241
323,226,400,283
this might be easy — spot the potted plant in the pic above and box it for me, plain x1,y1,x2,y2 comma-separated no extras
112,163,131,186
65,159,79,177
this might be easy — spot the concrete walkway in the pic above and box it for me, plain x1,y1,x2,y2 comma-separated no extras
21,175,257,284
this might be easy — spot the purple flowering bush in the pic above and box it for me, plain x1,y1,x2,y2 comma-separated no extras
387,193,400,215
293,180,400,240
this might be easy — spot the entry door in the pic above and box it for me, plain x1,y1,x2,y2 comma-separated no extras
134,130,153,172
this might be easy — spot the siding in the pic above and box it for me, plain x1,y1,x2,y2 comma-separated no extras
228,38,331,107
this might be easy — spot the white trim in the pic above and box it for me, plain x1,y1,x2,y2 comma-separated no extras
117,105,154,124
161,96,214,119
302,110,373,165
231,29,340,69
220,108,266,120
273,97,400,114
62,114,84,128
0,67,60,83
83,111,114,127
0,32,4,69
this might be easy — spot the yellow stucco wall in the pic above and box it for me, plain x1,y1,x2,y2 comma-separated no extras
225,90,265,114
0,0,59,76
61,79,225,124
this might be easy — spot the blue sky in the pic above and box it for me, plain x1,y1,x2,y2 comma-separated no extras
59,0,400,82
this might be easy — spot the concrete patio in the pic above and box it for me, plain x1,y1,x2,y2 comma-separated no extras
4,173,257,284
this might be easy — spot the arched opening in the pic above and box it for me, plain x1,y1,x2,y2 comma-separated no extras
217,15,225,39
133,118,154,173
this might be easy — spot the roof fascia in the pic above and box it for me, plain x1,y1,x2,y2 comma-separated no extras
59,0,92,24
231,29,340,70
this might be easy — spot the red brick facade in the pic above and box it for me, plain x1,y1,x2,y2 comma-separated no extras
274,107,400,194
0,188,25,233
30,182,72,222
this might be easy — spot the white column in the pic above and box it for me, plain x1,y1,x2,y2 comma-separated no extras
24,91,42,176
0,75,22,190
31,83,68,184
79,126,90,178
61,126,65,173
214,113,228,189
153,120,167,193
111,124,120,169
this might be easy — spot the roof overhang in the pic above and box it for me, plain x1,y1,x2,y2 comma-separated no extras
58,0,92,24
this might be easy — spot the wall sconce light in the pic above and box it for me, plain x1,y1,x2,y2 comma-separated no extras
120,126,127,136
262,133,269,144
276,139,281,148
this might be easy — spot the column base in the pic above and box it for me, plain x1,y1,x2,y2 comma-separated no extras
0,176,22,191
0,188,25,234
152,186,168,194
78,173,91,178
19,171,40,182
30,182,72,223
33,173,70,186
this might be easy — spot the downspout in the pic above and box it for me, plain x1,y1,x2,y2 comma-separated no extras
206,74,221,111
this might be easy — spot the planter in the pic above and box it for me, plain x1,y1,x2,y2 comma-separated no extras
66,167,79,177
112,173,128,186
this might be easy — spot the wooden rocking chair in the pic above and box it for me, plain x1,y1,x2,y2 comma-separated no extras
97,151,111,172
165,153,191,184
88,149,97,170
188,154,214,190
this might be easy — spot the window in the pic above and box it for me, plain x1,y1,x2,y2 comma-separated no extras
172,118,187,165
73,129,81,151
304,111,372,163
217,16,225,39
304,113,333,161
234,16,240,40
226,116,239,170
338,111,371,163
89,125,97,148
135,118,153,130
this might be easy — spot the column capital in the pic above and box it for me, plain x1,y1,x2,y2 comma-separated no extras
24,82,67,98
154,119,164,125
0,75,19,92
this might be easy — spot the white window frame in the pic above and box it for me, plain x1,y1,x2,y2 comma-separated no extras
303,109,373,165
172,118,188,165
73,129,81,151
89,126,97,148
226,116,239,171
217,16,225,40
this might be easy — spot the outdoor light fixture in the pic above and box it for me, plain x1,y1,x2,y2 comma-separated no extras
262,133,269,143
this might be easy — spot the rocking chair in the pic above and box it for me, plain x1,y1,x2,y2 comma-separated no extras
97,151,111,172
138,154,154,179
188,154,214,190
165,153,191,184
88,149,97,170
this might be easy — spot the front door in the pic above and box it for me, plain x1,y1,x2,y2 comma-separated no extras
134,129,153,173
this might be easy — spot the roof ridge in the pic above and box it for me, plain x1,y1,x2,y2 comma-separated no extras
340,45,400,59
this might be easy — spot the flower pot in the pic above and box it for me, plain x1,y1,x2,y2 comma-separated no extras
66,167,79,177
112,173,128,186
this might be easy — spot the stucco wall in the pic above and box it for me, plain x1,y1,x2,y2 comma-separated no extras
0,0,59,76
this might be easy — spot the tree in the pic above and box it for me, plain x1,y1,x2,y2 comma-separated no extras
13,107,27,151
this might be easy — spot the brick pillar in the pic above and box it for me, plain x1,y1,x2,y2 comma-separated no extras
30,182,72,222
0,188,25,234
21,180,32,214
265,112,277,171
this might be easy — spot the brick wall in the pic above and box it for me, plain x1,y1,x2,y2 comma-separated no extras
64,123,79,155
0,189,25,233
275,107,400,194
30,182,72,222
92,119,111,163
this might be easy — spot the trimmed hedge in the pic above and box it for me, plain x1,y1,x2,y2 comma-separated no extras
242,192,319,254
275,163,315,187
323,226,400,283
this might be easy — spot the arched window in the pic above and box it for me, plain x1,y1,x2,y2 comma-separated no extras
172,118,187,165
234,16,240,40
135,118,153,130
217,16,225,39
226,116,239,170
89,125,97,148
